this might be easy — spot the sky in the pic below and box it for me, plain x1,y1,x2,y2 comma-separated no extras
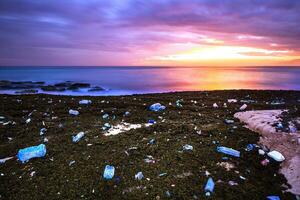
0,0,300,67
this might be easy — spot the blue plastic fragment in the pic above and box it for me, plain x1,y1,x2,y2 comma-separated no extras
103,165,115,180
267,196,280,200
17,144,46,163
148,119,156,124
246,144,254,151
217,146,240,158
204,177,215,196
149,103,166,112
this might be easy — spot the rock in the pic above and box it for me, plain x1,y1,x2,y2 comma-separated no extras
267,151,285,162
15,89,38,94
41,85,65,91
88,86,104,92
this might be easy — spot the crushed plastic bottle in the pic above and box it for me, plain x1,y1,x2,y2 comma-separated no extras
40,128,47,136
183,144,193,151
102,114,109,119
217,146,240,158
79,99,92,105
239,104,247,111
69,109,79,116
17,144,46,163
103,165,115,180
204,177,215,196
267,151,285,162
135,171,144,180
72,132,85,143
149,103,166,112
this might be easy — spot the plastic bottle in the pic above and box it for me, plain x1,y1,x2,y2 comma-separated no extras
149,103,166,112
103,165,115,180
69,109,79,116
17,144,47,163
217,146,240,158
135,171,144,180
72,132,85,143
204,177,215,196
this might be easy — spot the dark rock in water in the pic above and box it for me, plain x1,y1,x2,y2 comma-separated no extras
54,81,72,87
88,86,104,92
0,80,45,90
15,89,38,94
67,83,91,90
41,85,66,91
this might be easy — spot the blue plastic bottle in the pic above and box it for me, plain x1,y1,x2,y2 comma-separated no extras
17,144,46,163
217,146,240,158
103,165,115,180
204,177,215,196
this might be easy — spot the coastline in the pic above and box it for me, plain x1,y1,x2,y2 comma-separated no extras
0,90,299,199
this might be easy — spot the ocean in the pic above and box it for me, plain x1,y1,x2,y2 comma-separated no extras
0,66,299,96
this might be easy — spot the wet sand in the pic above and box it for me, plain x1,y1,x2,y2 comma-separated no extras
0,90,299,200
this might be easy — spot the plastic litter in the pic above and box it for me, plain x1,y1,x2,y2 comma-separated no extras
246,144,255,151
124,111,130,116
17,144,46,163
213,103,218,108
69,160,75,166
135,171,144,180
102,114,109,119
217,146,240,158
72,132,85,143
239,104,247,111
276,122,283,129
159,173,167,177
165,190,171,197
149,103,166,112
261,158,270,166
176,99,183,107
267,151,285,162
267,196,280,200
148,119,156,124
204,177,215,196
224,119,234,124
79,99,91,105
183,144,193,151
258,149,265,155
40,128,47,135
103,165,115,180
0,156,14,164
149,139,155,145
102,123,111,130
69,109,79,116
228,99,237,103
25,118,31,124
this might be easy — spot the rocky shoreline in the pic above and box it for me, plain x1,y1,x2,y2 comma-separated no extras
0,90,299,199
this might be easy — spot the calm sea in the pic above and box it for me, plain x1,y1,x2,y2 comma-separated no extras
0,66,299,95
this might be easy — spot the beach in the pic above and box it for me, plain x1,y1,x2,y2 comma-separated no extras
0,90,299,200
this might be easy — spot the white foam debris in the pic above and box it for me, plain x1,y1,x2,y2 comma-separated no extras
104,123,153,136
228,99,237,103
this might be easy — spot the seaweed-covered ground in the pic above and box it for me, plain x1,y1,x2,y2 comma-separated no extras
0,90,299,200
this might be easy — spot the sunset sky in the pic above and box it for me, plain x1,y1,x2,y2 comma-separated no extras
0,0,300,66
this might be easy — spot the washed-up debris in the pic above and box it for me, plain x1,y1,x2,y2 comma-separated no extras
261,158,270,166
246,144,255,151
40,128,47,136
43,137,48,143
135,172,144,180
267,196,280,200
176,99,183,107
69,109,79,116
217,146,240,158
270,100,285,105
102,123,111,130
240,176,246,180
228,181,238,186
204,177,215,196
258,149,265,155
148,139,155,145
159,173,167,177
213,103,218,108
267,151,285,162
104,122,152,136
72,132,85,143
102,113,109,119
0,156,14,164
165,190,171,198
149,103,166,112
144,155,155,163
79,99,92,105
69,160,76,166
217,162,235,171
239,104,247,111
228,99,238,103
124,111,130,116
30,171,36,177
240,99,256,103
148,119,156,124
17,144,46,163
176,171,193,178
224,119,234,124
183,144,193,151
103,165,115,180
276,122,283,129
25,118,31,124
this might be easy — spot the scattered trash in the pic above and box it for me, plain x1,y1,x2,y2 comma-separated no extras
267,151,285,162
144,155,155,163
69,160,76,166
159,173,167,177
17,144,46,163
213,103,218,108
176,99,183,107
79,99,92,105
228,181,238,186
40,128,47,136
149,139,155,145
183,144,193,151
69,109,79,116
124,111,130,116
135,172,144,180
72,132,85,143
204,177,215,196
43,137,49,143
0,156,14,164
102,114,109,119
228,99,238,103
165,190,171,198
30,171,36,177
258,149,265,155
149,103,166,112
104,123,152,136
102,123,111,131
246,144,255,151
276,122,283,129
261,158,270,166
224,119,234,124
239,104,247,111
239,176,246,180
267,196,280,200
103,165,115,180
217,146,240,158
25,118,31,124
148,119,156,124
